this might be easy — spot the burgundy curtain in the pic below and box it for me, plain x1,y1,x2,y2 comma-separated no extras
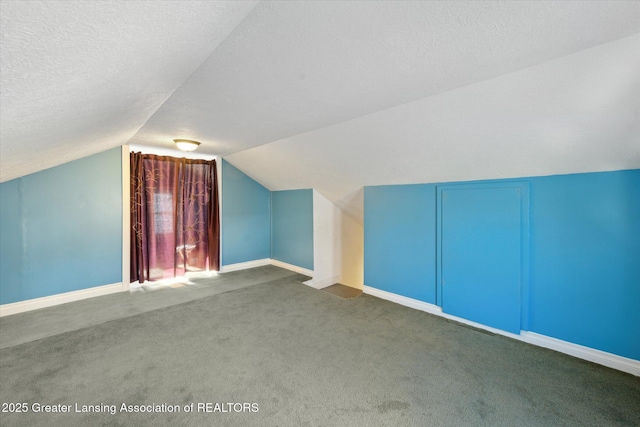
130,153,219,283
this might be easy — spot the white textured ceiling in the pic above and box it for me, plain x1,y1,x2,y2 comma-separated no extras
2,1,639,220
129,0,640,154
227,34,640,221
0,0,258,182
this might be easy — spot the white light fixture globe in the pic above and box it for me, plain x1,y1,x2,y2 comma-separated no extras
174,139,201,152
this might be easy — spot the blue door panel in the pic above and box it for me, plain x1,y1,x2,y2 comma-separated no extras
441,186,522,333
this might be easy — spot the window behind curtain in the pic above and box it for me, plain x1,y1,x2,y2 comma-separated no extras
130,153,219,283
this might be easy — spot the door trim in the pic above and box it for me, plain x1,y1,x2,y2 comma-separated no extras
436,181,530,330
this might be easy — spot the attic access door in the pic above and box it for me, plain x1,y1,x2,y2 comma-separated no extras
438,184,526,334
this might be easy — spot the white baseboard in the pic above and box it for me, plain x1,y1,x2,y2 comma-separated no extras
220,258,314,279
363,286,443,316
270,259,313,277
219,258,271,273
303,275,340,290
0,282,124,317
362,285,640,376
519,332,640,376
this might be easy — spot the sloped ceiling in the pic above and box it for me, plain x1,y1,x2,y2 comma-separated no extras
0,0,259,182
2,2,639,221
227,34,640,221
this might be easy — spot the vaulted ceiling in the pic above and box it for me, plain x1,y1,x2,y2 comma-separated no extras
2,1,639,220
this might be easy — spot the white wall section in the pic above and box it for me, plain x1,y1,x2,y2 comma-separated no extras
340,211,364,289
305,190,341,289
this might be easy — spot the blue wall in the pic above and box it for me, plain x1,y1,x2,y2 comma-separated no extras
364,184,436,304
221,160,271,266
271,189,314,271
364,170,640,360
528,171,640,359
220,162,315,271
0,148,123,304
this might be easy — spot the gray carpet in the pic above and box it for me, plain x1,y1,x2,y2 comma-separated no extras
1,267,639,426
0,265,297,349
321,283,363,299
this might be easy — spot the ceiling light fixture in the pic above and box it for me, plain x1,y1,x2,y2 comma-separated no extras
173,139,201,152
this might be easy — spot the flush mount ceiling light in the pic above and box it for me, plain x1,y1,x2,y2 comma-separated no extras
173,139,201,152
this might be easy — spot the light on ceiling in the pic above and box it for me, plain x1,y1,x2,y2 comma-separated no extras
174,139,201,152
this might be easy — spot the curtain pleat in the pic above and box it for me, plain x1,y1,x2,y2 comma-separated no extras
207,160,220,272
130,152,220,283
